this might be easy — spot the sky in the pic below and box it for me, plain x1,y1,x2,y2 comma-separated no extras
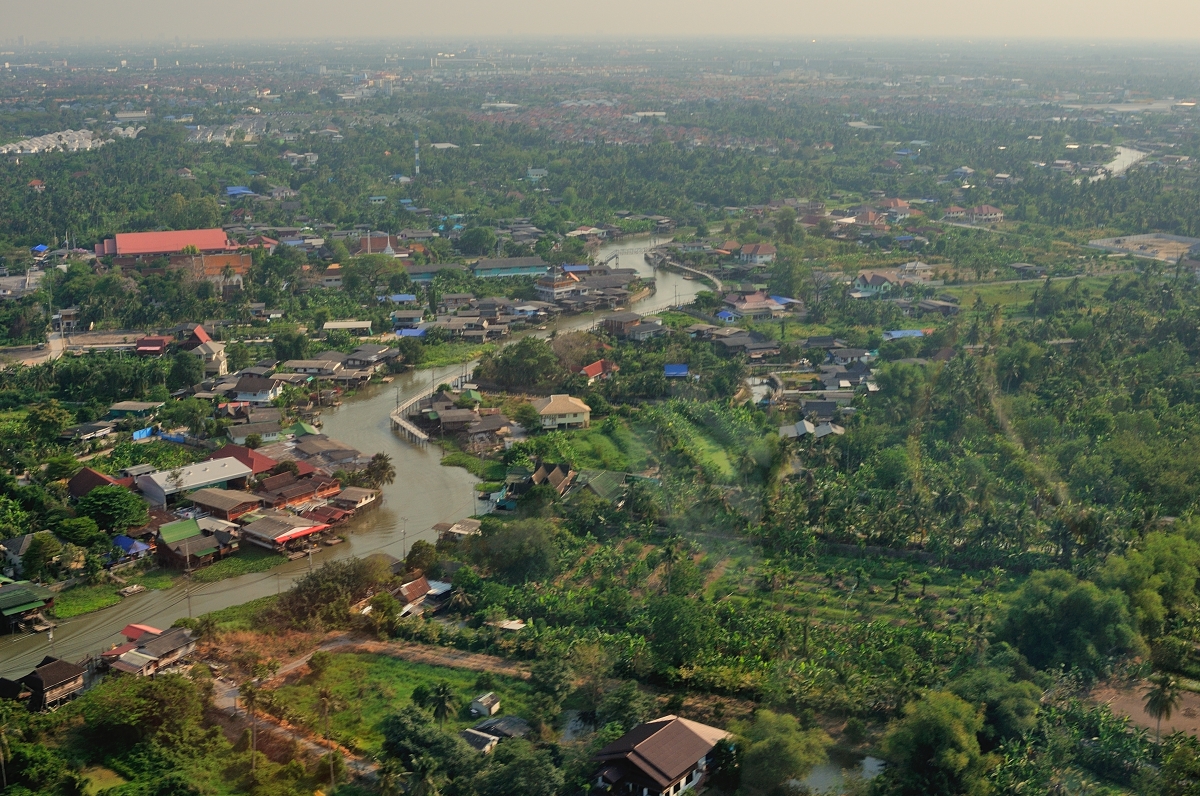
9,0,1200,43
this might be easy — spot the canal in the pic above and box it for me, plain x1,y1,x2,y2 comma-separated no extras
0,234,707,678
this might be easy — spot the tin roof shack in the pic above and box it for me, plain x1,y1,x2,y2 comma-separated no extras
330,487,379,511
255,472,341,509
592,715,729,796
471,692,502,717
136,459,253,507
110,627,197,677
0,580,55,630
187,488,263,521
17,657,86,711
240,514,328,551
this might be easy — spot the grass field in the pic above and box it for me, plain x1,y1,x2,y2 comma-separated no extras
441,450,506,480
267,652,537,754
190,546,282,584
940,275,1115,312
417,342,495,370
202,594,280,632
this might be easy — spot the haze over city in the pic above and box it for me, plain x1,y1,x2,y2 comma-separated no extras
7,0,1200,41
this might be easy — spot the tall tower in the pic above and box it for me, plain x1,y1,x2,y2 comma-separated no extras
414,138,420,176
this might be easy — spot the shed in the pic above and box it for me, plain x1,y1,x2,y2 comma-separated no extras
471,692,501,717
663,364,689,378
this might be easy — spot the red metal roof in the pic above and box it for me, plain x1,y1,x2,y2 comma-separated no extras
204,444,278,475
98,229,234,256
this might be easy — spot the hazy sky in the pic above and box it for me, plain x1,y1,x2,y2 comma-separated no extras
9,0,1200,43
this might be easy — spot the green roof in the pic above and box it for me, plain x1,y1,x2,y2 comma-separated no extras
0,581,53,613
291,421,320,437
577,469,629,503
159,518,202,544
2,600,45,616
462,389,483,403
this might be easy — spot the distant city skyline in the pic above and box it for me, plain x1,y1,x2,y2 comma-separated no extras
8,0,1200,44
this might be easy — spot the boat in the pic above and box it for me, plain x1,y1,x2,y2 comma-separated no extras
118,584,146,597
286,550,309,561
381,376,394,383
324,537,345,546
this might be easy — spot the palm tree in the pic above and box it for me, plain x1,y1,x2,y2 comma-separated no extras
1144,675,1183,743
378,758,410,796
240,682,259,772
427,681,458,727
409,753,444,796
0,703,12,790
448,586,474,615
318,686,347,792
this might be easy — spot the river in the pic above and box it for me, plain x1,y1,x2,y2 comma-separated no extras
0,234,706,679
1089,145,1148,182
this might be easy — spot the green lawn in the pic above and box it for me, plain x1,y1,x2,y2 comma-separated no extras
267,653,537,755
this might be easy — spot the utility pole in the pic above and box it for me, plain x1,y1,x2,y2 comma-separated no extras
185,556,193,618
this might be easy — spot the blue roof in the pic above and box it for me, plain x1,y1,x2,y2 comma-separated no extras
716,310,736,320
113,535,150,554
399,198,414,204
883,329,925,340
30,244,48,252
769,295,799,305
399,328,427,337
226,186,254,196
895,235,914,242
562,264,590,272
664,364,689,377
379,294,417,303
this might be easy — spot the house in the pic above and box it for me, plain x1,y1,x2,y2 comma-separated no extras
434,518,483,541
255,472,342,509
156,517,237,569
601,312,645,338
187,488,263,521
951,166,976,179
466,413,512,447
724,291,784,320
321,264,343,288
474,715,532,740
575,469,631,506
739,243,777,265
830,348,871,365
67,467,134,500
108,401,163,420
21,657,86,711
967,205,1004,223
135,335,173,356
943,206,966,219
0,580,55,629
392,310,425,329
532,395,591,430
628,318,666,341
780,419,817,439
232,376,284,405
226,422,284,446
592,715,729,796
330,487,379,511
110,627,196,677
917,299,960,316
471,692,501,717
136,459,253,506
192,341,227,377
204,444,278,476
460,728,500,754
345,344,398,372
0,534,39,574
579,359,619,384
815,422,846,438
283,359,343,377
59,420,117,443
853,272,899,296
239,513,327,550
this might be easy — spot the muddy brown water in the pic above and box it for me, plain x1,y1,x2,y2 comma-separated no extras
0,235,704,679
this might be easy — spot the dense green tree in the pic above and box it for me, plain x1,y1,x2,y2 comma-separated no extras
732,709,831,794
995,569,1142,679
76,484,150,532
167,351,204,391
472,740,563,796
877,692,992,796
20,531,62,580
948,668,1041,750
26,400,72,443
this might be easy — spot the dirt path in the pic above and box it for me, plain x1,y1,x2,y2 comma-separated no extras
1091,681,1200,736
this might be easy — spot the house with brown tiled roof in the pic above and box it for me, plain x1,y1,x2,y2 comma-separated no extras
967,205,1004,223
739,243,776,265
592,715,729,796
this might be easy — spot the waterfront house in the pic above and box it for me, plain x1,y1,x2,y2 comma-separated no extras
532,395,591,430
